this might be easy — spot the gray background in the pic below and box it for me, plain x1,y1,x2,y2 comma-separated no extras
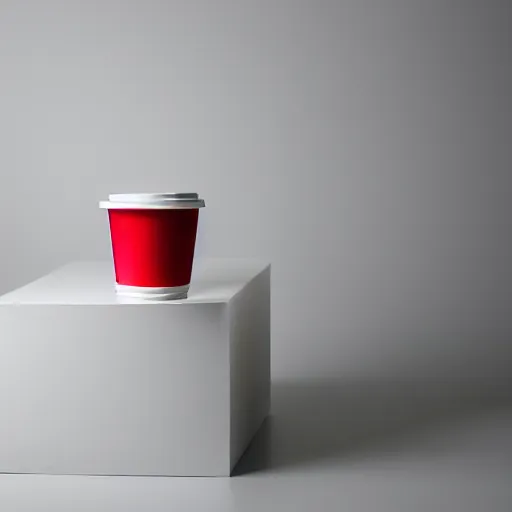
1,0,511,390
1,2,512,510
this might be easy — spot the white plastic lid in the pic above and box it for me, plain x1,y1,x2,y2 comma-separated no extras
99,192,205,209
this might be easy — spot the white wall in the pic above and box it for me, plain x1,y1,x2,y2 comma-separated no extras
1,1,511,388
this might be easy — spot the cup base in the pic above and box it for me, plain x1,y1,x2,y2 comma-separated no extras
115,283,190,301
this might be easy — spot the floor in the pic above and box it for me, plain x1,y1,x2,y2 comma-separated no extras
1,380,511,511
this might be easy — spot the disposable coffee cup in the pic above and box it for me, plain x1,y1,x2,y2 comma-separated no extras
99,192,205,300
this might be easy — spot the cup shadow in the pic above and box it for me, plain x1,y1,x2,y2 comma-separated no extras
232,379,511,476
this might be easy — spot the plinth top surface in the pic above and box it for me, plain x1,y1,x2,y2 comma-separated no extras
0,260,269,305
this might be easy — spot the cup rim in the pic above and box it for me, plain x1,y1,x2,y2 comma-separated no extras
99,192,205,209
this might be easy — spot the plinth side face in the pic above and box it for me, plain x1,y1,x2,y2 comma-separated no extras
0,303,231,476
229,267,271,472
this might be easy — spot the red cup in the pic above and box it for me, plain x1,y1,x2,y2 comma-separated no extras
100,193,205,300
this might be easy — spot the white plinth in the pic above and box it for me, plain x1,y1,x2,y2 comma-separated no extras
0,260,270,477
